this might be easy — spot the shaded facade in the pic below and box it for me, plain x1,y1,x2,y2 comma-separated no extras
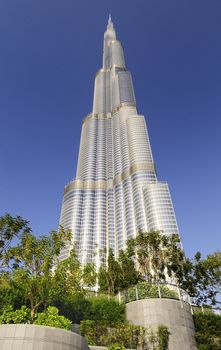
59,17,180,267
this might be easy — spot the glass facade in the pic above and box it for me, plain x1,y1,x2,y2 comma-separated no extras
59,17,181,267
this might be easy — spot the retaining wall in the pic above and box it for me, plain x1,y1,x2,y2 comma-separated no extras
0,324,89,350
126,298,197,350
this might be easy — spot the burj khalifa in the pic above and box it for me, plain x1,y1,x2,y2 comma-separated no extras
59,17,180,267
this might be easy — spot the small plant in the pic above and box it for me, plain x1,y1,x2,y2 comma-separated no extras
157,325,170,350
0,305,30,324
0,305,72,330
108,344,125,350
80,320,97,345
34,306,72,330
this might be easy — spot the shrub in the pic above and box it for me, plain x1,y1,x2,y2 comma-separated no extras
138,283,159,299
157,325,170,350
108,344,125,350
80,320,97,345
0,305,72,330
52,294,92,324
80,320,141,347
194,313,221,350
80,320,169,349
160,286,178,300
0,305,30,324
34,306,72,330
90,296,125,325
99,324,141,348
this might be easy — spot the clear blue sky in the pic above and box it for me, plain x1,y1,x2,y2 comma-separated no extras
0,0,220,258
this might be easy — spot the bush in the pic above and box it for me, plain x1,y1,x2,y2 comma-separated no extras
34,306,72,330
194,313,221,350
157,325,170,350
0,305,72,330
80,320,170,349
90,296,125,325
52,294,92,324
159,286,178,300
80,320,97,345
100,324,141,348
52,294,125,325
108,344,125,350
0,305,30,324
80,321,141,347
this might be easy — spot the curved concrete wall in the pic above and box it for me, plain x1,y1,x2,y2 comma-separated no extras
0,324,89,350
126,299,197,350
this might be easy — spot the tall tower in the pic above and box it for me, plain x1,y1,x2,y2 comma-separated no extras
59,17,180,267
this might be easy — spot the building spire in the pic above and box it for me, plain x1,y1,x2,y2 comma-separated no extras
107,14,114,30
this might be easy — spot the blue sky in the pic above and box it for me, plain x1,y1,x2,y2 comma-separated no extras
0,0,220,258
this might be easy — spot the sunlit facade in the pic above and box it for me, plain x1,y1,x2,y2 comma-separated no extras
59,17,180,267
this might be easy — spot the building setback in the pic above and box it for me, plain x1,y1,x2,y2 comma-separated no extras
59,17,180,267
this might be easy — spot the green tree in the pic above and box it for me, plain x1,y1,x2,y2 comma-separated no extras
3,228,72,320
118,247,140,290
188,251,221,306
82,262,97,288
0,213,30,267
194,313,221,350
98,249,121,295
128,230,185,283
51,249,83,302
0,271,27,311
98,246,140,294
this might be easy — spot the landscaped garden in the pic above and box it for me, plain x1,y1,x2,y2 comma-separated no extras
0,214,220,349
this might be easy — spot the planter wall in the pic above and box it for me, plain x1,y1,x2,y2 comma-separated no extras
126,298,197,350
0,324,89,350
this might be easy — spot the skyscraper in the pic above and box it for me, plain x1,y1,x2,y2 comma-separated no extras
59,17,180,267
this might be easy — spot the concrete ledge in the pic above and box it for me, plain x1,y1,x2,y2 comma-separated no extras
0,324,89,350
126,298,197,350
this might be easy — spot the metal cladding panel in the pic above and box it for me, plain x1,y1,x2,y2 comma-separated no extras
111,76,120,111
93,71,106,114
118,71,135,104
110,40,125,68
143,182,179,235
76,119,97,180
127,115,153,165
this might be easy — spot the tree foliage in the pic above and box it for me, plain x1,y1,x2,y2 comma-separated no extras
98,249,122,295
1,224,72,319
193,251,221,305
0,214,30,267
98,247,140,295
177,251,221,306
128,230,185,283
82,262,97,288
194,313,221,350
